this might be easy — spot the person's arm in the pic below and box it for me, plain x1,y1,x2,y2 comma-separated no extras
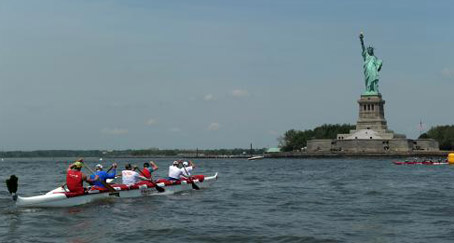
83,173,98,183
106,163,117,178
67,163,75,172
189,160,195,168
150,161,158,171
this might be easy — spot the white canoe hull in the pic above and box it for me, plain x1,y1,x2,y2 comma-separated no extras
14,173,218,208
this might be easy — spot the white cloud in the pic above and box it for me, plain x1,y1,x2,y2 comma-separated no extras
101,128,128,135
146,118,157,126
231,89,249,97
208,122,221,131
204,94,215,101
442,68,454,78
169,127,181,133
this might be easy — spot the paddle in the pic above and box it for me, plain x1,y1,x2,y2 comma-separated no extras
182,164,200,190
83,163,119,196
5,175,18,201
135,167,165,193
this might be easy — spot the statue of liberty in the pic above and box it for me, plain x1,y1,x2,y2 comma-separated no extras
359,32,383,95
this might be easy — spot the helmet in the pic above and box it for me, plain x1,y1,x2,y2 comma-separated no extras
172,161,179,165
74,162,83,169
183,161,189,166
96,164,103,170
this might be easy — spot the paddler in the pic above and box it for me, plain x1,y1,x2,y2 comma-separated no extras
168,160,184,181
89,163,118,190
122,163,149,186
66,160,97,194
182,160,195,177
139,161,159,179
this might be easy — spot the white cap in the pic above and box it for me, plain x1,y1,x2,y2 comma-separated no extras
183,161,189,166
96,164,103,169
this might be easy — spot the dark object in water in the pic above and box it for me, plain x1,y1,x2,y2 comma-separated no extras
6,175,18,194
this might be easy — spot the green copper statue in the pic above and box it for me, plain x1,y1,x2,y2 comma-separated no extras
359,32,383,95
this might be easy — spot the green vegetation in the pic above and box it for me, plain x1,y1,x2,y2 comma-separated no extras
0,148,266,158
279,124,355,152
419,125,454,150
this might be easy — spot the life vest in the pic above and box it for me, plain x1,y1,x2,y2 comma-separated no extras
140,168,151,179
66,170,84,194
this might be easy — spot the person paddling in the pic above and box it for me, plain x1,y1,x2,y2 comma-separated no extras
139,161,158,180
168,160,184,181
122,163,149,186
181,160,195,177
66,160,97,195
89,163,117,191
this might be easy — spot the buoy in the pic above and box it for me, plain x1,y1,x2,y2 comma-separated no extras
448,153,454,164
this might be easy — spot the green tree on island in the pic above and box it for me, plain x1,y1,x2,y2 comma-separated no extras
279,124,355,152
419,125,454,150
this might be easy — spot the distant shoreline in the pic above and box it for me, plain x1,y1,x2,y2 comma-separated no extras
0,150,451,159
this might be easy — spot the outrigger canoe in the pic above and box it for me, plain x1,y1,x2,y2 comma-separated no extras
393,161,448,165
5,173,218,208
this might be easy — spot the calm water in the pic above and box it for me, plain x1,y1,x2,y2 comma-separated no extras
1,157,454,243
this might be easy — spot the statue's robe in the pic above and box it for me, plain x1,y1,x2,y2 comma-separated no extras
362,51,383,94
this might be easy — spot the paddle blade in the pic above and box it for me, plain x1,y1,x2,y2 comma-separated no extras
6,175,18,194
191,181,200,190
155,185,165,193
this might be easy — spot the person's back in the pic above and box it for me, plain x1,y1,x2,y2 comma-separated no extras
122,164,144,186
90,163,117,189
67,168,84,193
168,161,183,180
66,161,92,194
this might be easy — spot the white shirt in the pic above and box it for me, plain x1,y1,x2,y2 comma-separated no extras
168,165,183,179
122,170,140,185
182,166,193,177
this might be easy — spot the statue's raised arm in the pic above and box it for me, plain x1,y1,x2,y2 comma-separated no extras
359,32,366,60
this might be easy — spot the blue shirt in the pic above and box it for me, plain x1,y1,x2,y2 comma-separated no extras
90,169,116,188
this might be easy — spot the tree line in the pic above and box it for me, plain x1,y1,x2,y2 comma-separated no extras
0,148,266,158
279,124,454,151
279,124,355,152
419,125,454,150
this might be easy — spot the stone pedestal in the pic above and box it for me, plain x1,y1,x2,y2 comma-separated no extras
337,93,396,140
356,94,388,131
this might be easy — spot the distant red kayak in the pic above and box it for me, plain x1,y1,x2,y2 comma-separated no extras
393,161,448,165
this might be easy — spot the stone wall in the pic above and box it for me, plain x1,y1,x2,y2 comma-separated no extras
413,139,440,151
306,139,333,152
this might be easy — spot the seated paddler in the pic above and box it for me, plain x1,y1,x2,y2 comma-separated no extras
139,161,159,180
168,160,184,181
89,162,117,191
122,163,149,186
66,160,97,195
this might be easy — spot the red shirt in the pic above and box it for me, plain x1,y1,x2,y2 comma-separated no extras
140,168,152,179
66,169,84,194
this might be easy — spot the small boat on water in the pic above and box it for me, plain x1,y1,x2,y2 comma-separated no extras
393,161,448,165
247,155,264,161
5,173,218,208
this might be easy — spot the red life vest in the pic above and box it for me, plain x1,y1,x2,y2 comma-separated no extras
140,168,152,179
66,169,84,194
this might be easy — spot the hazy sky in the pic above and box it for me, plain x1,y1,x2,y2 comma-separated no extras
0,1,453,150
